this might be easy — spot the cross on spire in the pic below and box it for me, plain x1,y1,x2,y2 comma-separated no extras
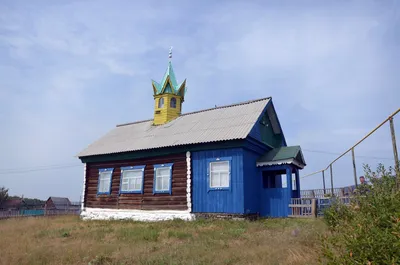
169,46,173,61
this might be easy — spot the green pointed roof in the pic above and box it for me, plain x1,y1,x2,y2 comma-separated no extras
152,61,187,99
256,146,306,169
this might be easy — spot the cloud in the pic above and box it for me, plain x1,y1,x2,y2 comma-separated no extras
0,0,399,199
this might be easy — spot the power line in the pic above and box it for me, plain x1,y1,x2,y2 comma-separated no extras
302,148,394,161
0,163,80,171
0,164,82,175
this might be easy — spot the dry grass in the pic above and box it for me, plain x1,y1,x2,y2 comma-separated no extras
0,215,326,265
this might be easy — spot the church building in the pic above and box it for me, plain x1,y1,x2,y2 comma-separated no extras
77,52,306,221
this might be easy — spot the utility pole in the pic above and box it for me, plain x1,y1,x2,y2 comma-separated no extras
389,118,400,189
352,148,358,188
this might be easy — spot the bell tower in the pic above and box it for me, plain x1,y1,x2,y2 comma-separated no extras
151,47,187,125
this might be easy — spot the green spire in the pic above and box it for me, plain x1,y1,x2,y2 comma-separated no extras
151,50,187,100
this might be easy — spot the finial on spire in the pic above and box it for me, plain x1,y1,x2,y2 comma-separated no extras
169,46,173,61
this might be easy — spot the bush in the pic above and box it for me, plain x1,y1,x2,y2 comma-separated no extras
321,163,400,264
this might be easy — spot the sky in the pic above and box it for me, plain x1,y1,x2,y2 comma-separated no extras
0,0,399,201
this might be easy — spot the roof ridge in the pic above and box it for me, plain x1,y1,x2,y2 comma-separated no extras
180,97,271,117
117,118,153,127
116,97,271,128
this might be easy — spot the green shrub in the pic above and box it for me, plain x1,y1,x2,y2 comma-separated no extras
322,198,353,229
321,163,400,264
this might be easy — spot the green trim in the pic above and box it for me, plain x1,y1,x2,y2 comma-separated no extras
79,140,245,163
257,146,306,166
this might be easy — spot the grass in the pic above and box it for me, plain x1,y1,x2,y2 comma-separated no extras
0,215,327,265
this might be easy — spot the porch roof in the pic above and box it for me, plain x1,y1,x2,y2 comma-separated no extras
256,146,306,169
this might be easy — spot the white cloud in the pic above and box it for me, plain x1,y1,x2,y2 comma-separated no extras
0,0,399,199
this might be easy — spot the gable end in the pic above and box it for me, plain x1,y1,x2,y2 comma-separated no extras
248,100,287,148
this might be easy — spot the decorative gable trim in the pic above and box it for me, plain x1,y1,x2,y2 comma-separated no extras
186,151,192,212
256,158,305,169
81,163,86,211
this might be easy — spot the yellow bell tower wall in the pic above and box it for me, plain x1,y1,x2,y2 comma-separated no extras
153,94,182,125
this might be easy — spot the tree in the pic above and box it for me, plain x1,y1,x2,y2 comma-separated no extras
0,186,9,205
321,163,400,264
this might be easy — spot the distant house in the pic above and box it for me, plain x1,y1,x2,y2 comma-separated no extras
44,197,71,210
0,199,26,211
77,55,306,221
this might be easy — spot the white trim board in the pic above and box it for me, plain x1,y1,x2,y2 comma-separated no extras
186,151,192,211
256,158,305,169
81,208,195,221
81,163,86,211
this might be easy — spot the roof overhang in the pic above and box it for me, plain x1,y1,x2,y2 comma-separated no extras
256,158,305,169
256,146,306,170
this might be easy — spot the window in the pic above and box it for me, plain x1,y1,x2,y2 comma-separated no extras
158,97,164,108
120,165,145,194
153,163,173,194
208,157,231,190
281,174,287,188
292,174,297,190
97,168,113,195
170,97,177,108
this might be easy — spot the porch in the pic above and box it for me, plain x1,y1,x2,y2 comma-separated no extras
256,146,306,218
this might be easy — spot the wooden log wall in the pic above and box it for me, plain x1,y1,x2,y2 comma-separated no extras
84,153,188,211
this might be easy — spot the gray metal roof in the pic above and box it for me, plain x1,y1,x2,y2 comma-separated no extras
48,197,71,209
77,97,271,157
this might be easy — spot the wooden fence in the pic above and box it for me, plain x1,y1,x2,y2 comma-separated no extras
0,209,80,220
300,185,356,199
289,198,317,218
289,197,351,218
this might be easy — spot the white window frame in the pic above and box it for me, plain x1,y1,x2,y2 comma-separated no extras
208,157,231,190
158,97,164,108
292,174,297,190
281,174,288,188
97,168,113,195
119,166,145,194
153,163,173,194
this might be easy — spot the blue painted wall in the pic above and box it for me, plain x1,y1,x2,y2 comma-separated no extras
192,148,244,214
191,145,299,217
243,149,262,215
260,188,291,217
243,150,295,217
259,166,293,217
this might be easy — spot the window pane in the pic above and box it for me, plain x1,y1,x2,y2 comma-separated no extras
99,172,111,193
155,167,171,191
211,161,228,172
125,170,141,178
292,175,297,190
162,176,170,190
170,98,177,108
158,97,164,108
281,175,287,188
210,172,220,187
122,183,129,191
133,177,141,190
157,168,169,177
210,161,230,188
220,172,229,187
128,178,134,190
121,169,142,191
100,180,105,192
156,176,163,190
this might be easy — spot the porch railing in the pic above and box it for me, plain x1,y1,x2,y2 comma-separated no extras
289,198,317,218
300,185,356,199
289,197,351,218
